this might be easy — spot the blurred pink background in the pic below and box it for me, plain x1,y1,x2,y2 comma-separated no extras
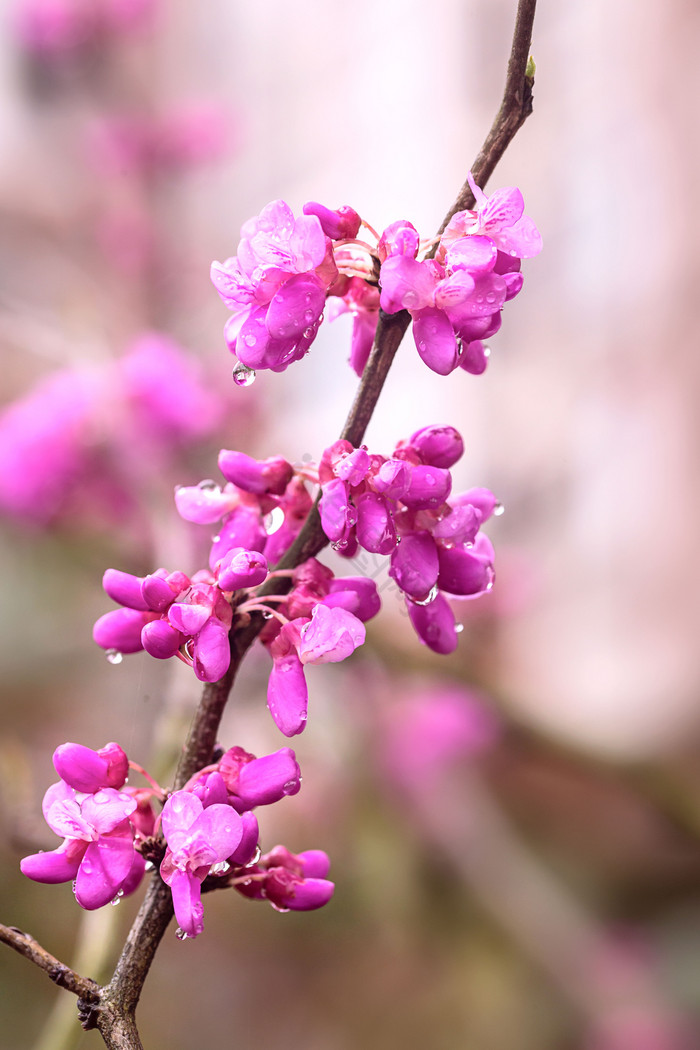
2,1,700,1048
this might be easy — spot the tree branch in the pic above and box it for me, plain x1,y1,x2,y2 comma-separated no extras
4,3,538,1045
0,922,99,1003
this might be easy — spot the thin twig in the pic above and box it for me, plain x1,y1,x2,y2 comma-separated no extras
0,923,99,1002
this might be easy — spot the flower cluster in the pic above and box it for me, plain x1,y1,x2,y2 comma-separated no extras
158,743,332,937
0,333,232,529
318,424,497,654
210,199,345,374
378,173,541,375
21,740,332,938
94,424,494,722
20,742,154,909
211,178,539,379
94,445,377,715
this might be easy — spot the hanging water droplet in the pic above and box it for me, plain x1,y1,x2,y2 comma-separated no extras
483,345,491,358
210,861,230,875
331,539,348,552
261,609,274,620
264,506,285,535
106,649,123,665
245,846,262,868
71,880,77,893
110,889,124,906
233,363,256,386
212,534,221,543
411,585,439,606
175,927,189,941
144,860,155,871
270,903,290,914
493,502,504,516
455,623,464,634
282,779,298,794
198,479,219,491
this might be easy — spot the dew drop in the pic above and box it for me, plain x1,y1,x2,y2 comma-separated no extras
493,502,505,516
331,539,348,552
302,327,314,339
304,309,315,323
198,479,219,491
210,861,230,875
144,860,155,872
264,506,285,535
110,890,124,906
233,363,256,386
282,779,298,794
261,609,274,620
411,585,439,606
245,846,262,868
483,345,491,358
106,649,123,665
455,623,464,634
243,333,258,347
72,880,77,893
212,534,221,543
175,927,189,941
270,903,290,914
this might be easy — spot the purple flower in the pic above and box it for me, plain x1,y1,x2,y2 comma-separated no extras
21,781,139,910
235,845,334,912
297,604,366,665
211,200,338,373
217,746,301,809
53,741,128,793
160,791,243,938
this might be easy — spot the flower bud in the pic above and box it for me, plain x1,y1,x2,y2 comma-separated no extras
409,425,464,469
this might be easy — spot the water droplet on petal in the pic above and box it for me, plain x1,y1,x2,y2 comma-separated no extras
264,506,285,535
331,540,348,552
282,779,297,794
210,861,230,875
243,333,258,347
106,649,123,665
198,479,219,491
233,363,257,386
493,502,504,516
245,846,262,868
110,890,124,906
411,585,439,607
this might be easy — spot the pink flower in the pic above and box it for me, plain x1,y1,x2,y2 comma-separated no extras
235,845,334,912
160,791,243,938
21,781,139,910
211,200,338,373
